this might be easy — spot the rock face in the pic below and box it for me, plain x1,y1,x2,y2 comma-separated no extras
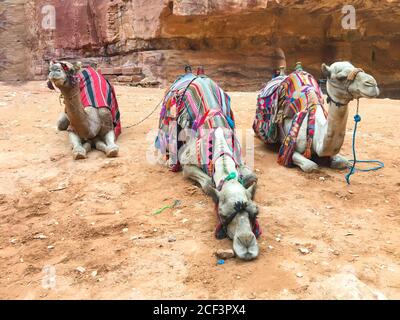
0,0,399,97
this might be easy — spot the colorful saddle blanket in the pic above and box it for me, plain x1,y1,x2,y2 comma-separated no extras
155,74,243,177
76,67,121,138
253,71,327,166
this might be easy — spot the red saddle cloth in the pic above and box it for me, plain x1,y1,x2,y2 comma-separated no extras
76,67,121,138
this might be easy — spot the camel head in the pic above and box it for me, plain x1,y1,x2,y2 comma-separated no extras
322,61,380,105
213,180,259,261
48,61,82,90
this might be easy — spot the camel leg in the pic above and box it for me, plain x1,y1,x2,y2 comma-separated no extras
183,165,214,196
331,154,351,170
94,139,108,154
83,142,92,153
238,165,258,188
292,152,319,173
69,132,87,160
57,112,70,131
104,131,119,158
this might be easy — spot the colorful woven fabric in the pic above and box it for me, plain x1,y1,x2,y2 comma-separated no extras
76,67,121,138
254,71,327,167
253,76,286,144
156,75,243,177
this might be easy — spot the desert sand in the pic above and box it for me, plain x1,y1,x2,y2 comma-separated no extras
0,82,399,299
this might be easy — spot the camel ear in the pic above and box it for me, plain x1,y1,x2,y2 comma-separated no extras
321,63,331,78
73,61,82,72
246,182,257,200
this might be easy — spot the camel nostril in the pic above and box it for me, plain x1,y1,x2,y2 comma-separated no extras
365,80,377,87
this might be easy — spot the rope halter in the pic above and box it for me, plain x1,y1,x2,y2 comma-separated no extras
327,68,364,107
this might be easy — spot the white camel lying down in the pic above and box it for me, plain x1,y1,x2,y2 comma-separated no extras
156,74,261,260
253,61,380,172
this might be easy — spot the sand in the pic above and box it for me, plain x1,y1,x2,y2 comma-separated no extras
0,82,399,299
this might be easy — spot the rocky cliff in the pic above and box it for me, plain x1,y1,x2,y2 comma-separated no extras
0,0,399,97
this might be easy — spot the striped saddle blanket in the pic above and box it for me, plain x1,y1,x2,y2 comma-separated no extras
155,74,243,176
76,67,121,138
254,71,327,166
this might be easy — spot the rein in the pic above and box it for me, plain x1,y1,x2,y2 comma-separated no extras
345,99,385,184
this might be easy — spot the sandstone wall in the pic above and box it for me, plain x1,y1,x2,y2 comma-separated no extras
0,0,399,97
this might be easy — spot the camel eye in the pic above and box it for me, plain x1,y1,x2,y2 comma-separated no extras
336,75,347,81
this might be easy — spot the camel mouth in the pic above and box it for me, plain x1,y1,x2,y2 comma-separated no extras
233,233,259,261
358,86,380,99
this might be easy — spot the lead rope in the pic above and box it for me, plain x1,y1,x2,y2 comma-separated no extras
345,99,384,184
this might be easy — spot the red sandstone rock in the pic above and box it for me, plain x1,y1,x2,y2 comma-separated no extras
100,67,114,75
0,0,398,97
122,67,142,75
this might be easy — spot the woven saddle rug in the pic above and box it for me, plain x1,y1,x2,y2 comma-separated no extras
156,74,244,177
254,71,327,167
74,67,121,138
253,75,287,144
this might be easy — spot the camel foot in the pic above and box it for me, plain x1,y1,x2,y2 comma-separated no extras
293,152,319,173
331,155,351,170
72,147,87,160
106,146,119,158
301,162,319,173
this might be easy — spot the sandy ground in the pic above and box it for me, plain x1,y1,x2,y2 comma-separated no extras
0,81,399,300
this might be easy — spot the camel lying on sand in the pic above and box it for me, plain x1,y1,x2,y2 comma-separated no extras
253,61,379,172
48,61,121,160
156,72,261,260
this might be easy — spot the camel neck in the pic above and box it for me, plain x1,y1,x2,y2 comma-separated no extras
61,84,91,139
319,100,349,157
212,129,238,187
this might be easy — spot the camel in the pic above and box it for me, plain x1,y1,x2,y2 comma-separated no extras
48,61,121,160
156,72,261,260
253,61,380,172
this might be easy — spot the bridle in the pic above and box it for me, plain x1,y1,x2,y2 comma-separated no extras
326,68,364,107
215,197,261,240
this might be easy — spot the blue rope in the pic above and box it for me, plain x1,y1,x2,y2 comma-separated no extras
345,99,384,184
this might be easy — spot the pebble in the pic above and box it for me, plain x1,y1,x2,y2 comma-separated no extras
275,237,281,242
47,245,55,250
319,177,326,181
91,271,98,278
326,206,334,210
168,235,177,243
10,239,17,244
296,273,303,278
215,249,235,260
34,234,47,240
268,245,274,250
122,228,129,233
76,266,86,273
299,248,310,255
130,235,141,241
182,218,189,224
